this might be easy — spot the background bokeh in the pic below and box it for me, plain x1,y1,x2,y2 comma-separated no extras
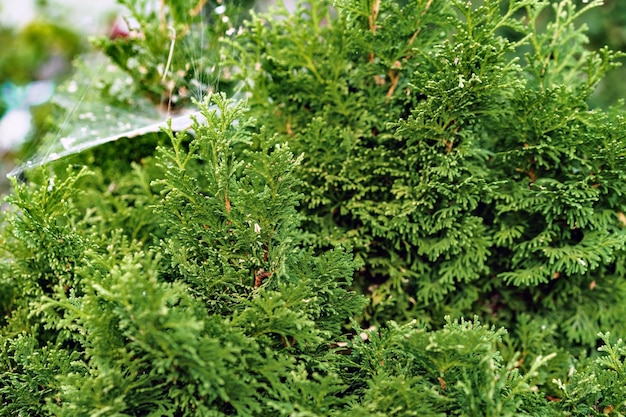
0,0,121,183
583,0,626,108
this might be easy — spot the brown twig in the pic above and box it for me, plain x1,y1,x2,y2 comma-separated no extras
254,268,272,288
408,0,433,48
159,0,166,33
281,336,296,348
368,0,380,34
386,61,402,101
190,0,208,17
515,165,536,183
368,0,381,62
386,0,433,100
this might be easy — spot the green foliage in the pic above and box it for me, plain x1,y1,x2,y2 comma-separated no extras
0,94,364,415
2,0,626,415
553,332,626,415
232,0,626,347
0,19,82,85
340,317,559,417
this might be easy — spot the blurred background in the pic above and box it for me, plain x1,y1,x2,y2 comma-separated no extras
583,0,626,107
0,0,624,190
0,0,123,182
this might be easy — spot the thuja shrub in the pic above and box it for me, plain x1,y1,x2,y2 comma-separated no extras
1,0,626,415
0,96,366,415
5,94,622,415
232,0,626,347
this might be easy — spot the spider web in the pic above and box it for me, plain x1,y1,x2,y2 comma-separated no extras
9,0,249,178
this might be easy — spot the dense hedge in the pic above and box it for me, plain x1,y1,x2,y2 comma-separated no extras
1,0,626,415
